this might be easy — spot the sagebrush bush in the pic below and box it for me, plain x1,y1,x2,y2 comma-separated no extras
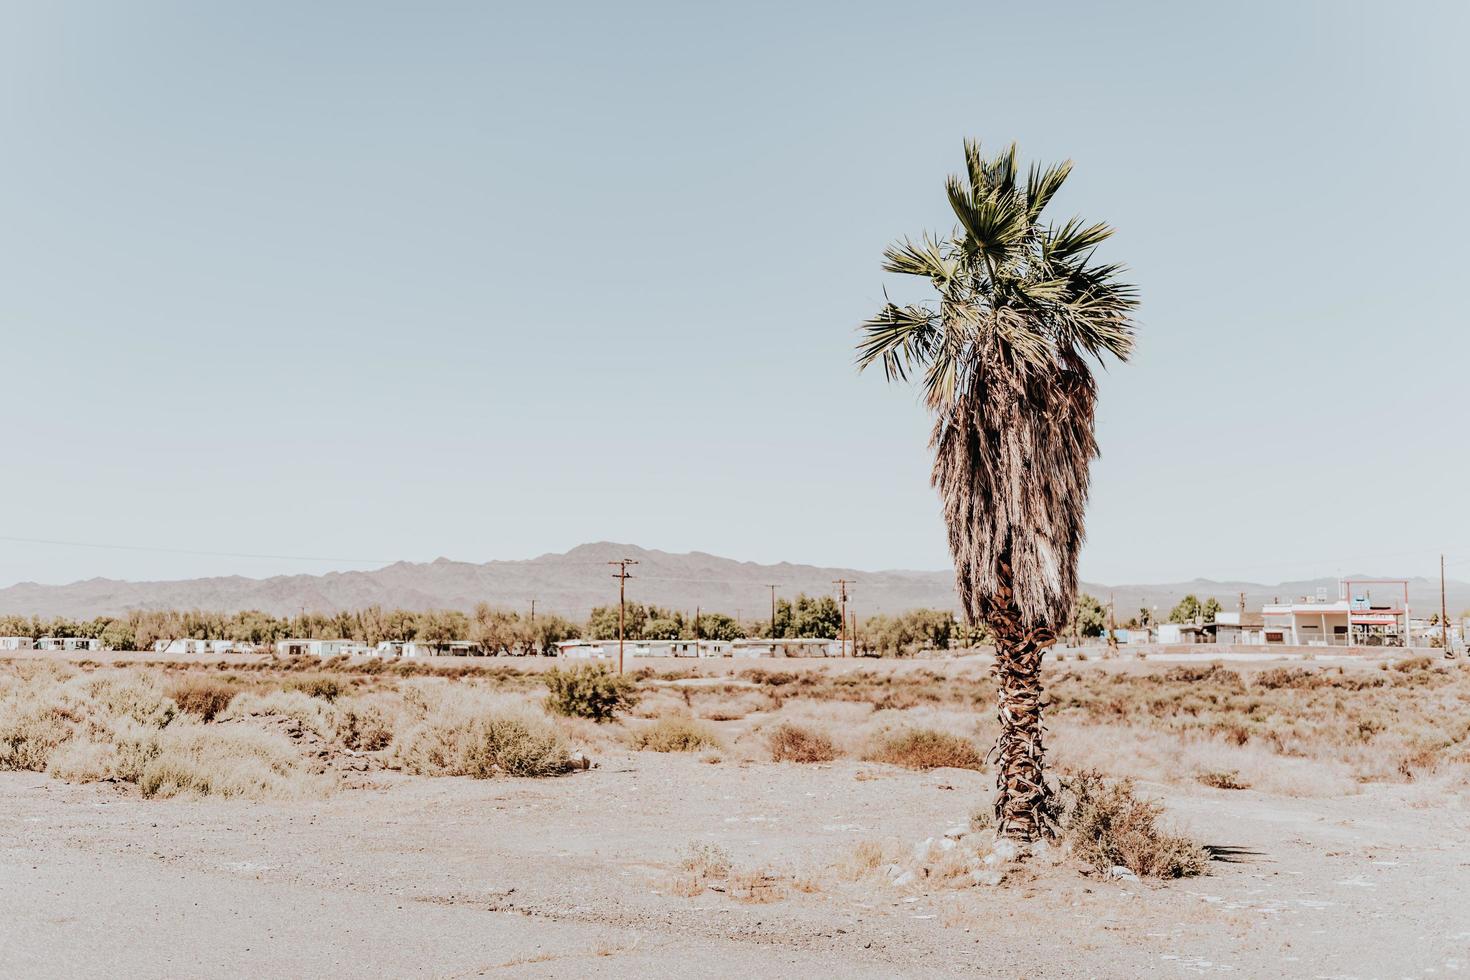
632,716,721,753
220,690,339,738
283,675,347,701
334,693,399,751
167,677,239,721
1058,769,1209,878
863,728,983,771
543,664,638,721
394,705,568,778
1,701,80,771
133,722,322,799
768,723,838,763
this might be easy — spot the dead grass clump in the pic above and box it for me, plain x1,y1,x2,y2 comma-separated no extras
1058,770,1209,878
1196,769,1250,790
84,674,178,729
333,693,399,752
632,716,721,753
1,701,82,771
728,869,788,904
864,728,983,771
221,690,338,738
167,677,239,721
283,675,347,702
840,839,891,880
1253,667,1312,689
1392,656,1435,674
679,842,733,878
132,723,324,799
767,723,838,763
394,703,569,778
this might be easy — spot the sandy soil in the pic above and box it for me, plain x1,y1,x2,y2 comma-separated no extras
5,745,1469,979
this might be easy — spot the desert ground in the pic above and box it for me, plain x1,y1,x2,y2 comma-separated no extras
4,651,1469,978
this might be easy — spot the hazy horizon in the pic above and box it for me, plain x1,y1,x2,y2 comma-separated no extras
5,1,1466,590
1,537,1462,593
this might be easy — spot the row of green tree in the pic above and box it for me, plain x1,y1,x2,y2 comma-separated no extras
2,590,1177,655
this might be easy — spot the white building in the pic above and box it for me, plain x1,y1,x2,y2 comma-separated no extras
731,638,848,658
152,639,251,656
554,639,736,659
35,637,100,652
1261,581,1409,647
275,638,362,658
0,636,35,651
1213,612,1265,645
374,639,471,658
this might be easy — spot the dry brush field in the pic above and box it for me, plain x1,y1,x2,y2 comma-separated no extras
4,652,1470,977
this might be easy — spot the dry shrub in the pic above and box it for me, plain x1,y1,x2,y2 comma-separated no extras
841,839,890,880
768,723,838,763
167,677,238,721
1196,769,1249,790
729,869,788,904
543,664,638,721
394,698,568,778
679,842,733,878
220,690,338,738
46,739,117,782
334,693,399,751
632,716,721,753
283,675,347,701
1058,770,1209,878
131,722,323,799
84,674,178,729
1,701,81,771
864,728,983,771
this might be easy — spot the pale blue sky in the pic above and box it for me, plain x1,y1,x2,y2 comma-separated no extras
3,1,1466,589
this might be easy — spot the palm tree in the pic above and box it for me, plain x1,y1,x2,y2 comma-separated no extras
857,140,1137,842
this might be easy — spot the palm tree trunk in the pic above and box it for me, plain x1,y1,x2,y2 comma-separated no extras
983,559,1057,841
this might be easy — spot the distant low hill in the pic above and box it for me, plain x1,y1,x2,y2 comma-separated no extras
0,542,1463,620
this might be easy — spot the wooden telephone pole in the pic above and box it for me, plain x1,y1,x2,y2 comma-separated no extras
766,584,779,640
833,579,854,656
1442,554,1453,658
1106,591,1119,655
609,559,638,673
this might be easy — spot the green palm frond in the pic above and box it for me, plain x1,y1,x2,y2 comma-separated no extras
1025,160,1072,221
1043,218,1114,261
856,302,940,382
858,139,1136,392
946,175,1029,266
881,236,958,284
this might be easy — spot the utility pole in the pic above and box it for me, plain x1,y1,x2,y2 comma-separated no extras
766,584,779,640
1107,591,1119,655
609,559,638,673
833,579,853,656
529,599,536,626
694,605,700,644
850,609,858,657
1442,554,1452,658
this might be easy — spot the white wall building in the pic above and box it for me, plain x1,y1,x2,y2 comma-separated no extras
1261,582,1408,647
275,638,362,658
35,637,100,652
152,639,251,655
731,638,848,658
555,639,736,659
0,636,35,651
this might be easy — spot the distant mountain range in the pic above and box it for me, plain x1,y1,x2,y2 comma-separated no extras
0,542,1463,620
